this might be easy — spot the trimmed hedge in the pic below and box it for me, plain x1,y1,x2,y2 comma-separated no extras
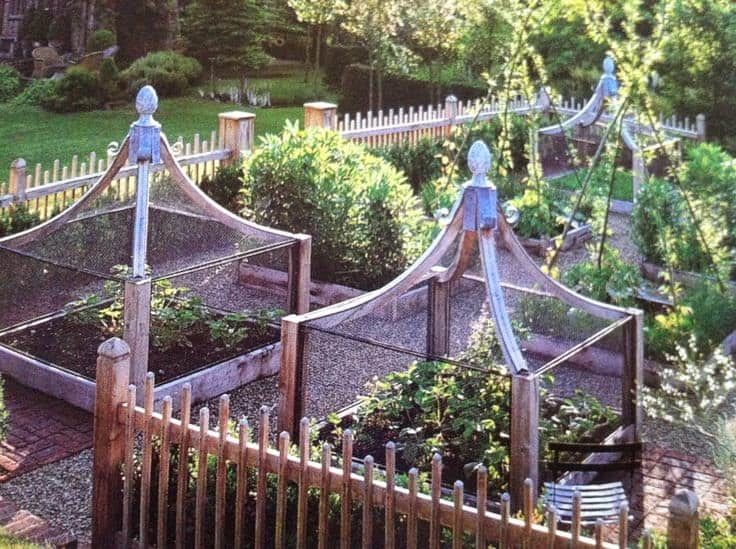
0,65,21,103
340,63,486,113
122,51,202,98
40,66,104,112
241,125,426,289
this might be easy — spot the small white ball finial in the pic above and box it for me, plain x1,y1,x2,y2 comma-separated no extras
603,56,615,75
468,140,492,181
136,85,158,118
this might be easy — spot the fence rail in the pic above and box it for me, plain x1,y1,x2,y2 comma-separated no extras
93,337,638,548
1,97,704,219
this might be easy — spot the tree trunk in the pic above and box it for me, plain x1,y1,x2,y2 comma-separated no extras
377,66,384,112
313,23,323,88
304,25,313,83
368,58,375,113
167,0,180,49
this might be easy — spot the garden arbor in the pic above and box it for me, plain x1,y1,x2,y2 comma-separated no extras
278,140,644,509
0,86,311,409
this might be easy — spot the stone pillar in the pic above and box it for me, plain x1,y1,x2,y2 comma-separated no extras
667,489,699,548
304,102,337,130
218,111,256,165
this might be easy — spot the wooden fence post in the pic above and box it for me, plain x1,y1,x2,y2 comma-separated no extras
278,315,306,436
92,337,131,547
288,234,312,315
622,311,644,437
124,277,151,399
632,150,646,202
9,159,27,201
444,95,458,136
695,114,706,142
667,489,699,548
426,272,450,357
218,111,256,165
510,373,539,512
304,102,338,130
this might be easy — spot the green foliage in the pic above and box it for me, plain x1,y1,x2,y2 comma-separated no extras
700,515,736,549
115,0,171,63
183,0,271,76
515,294,608,340
67,270,281,353
632,144,735,279
86,29,117,53
0,65,21,103
199,164,244,212
563,245,642,306
0,205,41,238
122,51,203,98
0,377,9,445
241,124,425,289
372,138,443,194
41,67,104,113
99,58,124,103
555,165,634,202
18,6,53,45
11,78,56,106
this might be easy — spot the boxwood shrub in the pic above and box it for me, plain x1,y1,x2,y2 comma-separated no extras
0,65,21,103
241,124,426,290
41,66,104,112
122,51,202,97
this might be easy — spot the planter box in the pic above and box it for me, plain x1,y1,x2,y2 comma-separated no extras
0,340,280,412
503,223,593,257
640,261,736,292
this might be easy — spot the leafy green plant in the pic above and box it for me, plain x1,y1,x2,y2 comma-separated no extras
11,78,56,106
0,205,42,238
122,51,202,97
0,65,21,103
242,124,426,290
199,164,244,212
372,138,444,194
563,245,642,306
41,66,104,113
86,29,116,52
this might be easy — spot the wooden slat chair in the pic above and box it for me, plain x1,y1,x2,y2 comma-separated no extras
543,441,642,525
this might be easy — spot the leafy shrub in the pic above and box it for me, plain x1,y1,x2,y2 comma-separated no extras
200,165,244,212
0,205,41,237
11,78,55,106
99,58,124,103
40,67,104,112
563,245,643,306
242,124,425,289
86,29,116,52
632,144,735,279
0,65,21,103
122,51,202,97
373,138,444,194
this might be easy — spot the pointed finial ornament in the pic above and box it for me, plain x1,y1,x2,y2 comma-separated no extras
468,140,492,187
603,56,615,75
601,56,619,98
129,85,161,163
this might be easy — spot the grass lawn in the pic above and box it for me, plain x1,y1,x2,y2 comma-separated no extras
553,167,634,202
0,98,303,178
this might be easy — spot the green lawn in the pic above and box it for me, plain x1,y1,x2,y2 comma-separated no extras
0,98,303,178
553,167,635,202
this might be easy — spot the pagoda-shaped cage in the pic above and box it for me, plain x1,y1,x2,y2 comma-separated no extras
0,87,311,410
537,57,681,183
277,140,643,510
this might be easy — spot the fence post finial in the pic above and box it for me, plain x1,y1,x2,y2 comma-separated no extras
468,140,492,187
668,489,699,548
129,85,161,164
9,158,27,201
304,102,338,130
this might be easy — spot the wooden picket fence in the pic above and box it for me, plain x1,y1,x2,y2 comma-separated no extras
0,130,227,221
91,337,652,549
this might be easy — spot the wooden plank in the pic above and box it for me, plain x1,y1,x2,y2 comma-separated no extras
296,418,310,549
234,418,249,548
510,375,539,511
277,318,303,435
407,468,418,549
175,384,192,549
157,396,173,549
385,442,396,549
362,455,374,549
215,395,230,549
340,430,354,549
255,406,269,549
430,454,442,549
453,481,464,549
475,466,487,548
275,431,290,548
194,407,210,549
318,443,330,549
139,373,155,548
122,385,136,544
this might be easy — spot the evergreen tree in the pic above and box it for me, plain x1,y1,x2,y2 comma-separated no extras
182,0,271,80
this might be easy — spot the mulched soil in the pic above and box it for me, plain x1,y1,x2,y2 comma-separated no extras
0,312,279,383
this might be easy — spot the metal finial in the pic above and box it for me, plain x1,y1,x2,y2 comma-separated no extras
129,86,161,164
603,56,615,75
468,140,492,186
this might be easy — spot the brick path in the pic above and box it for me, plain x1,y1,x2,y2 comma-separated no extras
0,379,92,481
0,494,77,547
628,444,730,537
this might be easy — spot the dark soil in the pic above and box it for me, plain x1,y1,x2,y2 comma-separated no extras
0,311,279,383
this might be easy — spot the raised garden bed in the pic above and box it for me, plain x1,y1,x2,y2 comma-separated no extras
0,303,281,412
514,223,593,256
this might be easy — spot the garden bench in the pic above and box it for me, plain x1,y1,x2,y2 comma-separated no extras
543,440,642,525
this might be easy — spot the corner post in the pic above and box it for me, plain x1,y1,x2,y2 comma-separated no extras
426,268,450,357
218,111,256,166
510,373,539,512
304,102,338,130
622,310,644,437
667,490,699,548
444,95,458,136
278,315,306,436
288,234,312,315
92,337,131,548
695,114,706,142
9,159,27,202
124,277,151,396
